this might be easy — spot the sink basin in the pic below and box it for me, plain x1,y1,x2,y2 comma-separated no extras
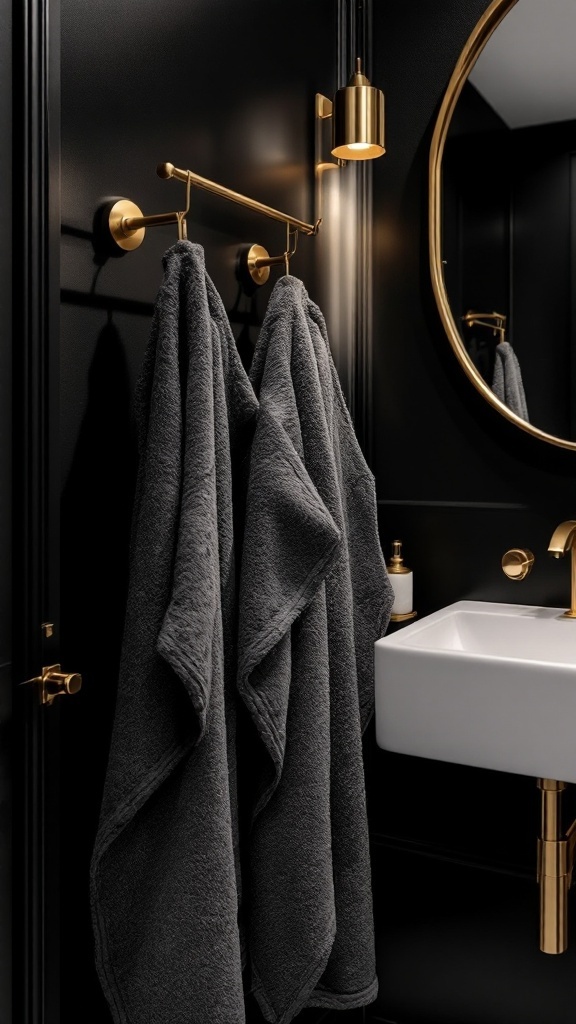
374,600,576,782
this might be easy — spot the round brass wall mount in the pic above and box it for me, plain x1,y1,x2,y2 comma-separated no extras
108,199,146,251
245,244,271,286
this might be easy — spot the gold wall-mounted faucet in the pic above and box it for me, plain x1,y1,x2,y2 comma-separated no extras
548,520,576,618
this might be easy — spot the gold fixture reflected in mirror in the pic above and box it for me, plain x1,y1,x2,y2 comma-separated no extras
462,310,507,344
317,58,385,163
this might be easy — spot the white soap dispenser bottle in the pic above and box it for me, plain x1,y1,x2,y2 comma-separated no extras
387,539,417,622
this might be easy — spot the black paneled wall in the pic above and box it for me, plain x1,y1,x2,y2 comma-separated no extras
370,2,576,1022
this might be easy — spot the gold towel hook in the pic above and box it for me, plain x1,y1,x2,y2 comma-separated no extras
177,170,192,241
284,224,298,274
237,227,300,290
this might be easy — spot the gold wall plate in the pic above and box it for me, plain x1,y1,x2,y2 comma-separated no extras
108,199,146,251
246,244,271,286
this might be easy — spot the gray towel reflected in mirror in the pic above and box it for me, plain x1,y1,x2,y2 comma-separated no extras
491,341,529,422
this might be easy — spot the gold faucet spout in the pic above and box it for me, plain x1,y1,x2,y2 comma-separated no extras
548,520,576,556
548,521,576,618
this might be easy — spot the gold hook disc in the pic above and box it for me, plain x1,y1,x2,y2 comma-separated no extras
246,244,271,286
108,199,146,251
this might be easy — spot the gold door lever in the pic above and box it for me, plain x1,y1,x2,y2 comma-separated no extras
23,664,83,707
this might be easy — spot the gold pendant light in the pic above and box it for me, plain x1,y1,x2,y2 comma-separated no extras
331,57,385,161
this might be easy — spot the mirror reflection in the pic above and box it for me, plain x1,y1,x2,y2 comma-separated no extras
442,0,576,440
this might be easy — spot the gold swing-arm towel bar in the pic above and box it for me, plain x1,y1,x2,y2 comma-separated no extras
120,161,320,237
461,309,507,342
156,162,320,237
105,162,321,253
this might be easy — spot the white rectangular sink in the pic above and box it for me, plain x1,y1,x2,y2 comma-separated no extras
374,600,576,782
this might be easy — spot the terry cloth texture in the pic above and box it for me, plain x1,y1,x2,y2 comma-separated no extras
90,241,258,1024
237,275,394,1024
491,341,529,421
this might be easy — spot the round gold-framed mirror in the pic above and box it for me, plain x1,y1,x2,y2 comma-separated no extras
429,0,576,451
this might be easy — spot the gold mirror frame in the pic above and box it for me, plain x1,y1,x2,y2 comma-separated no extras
429,0,576,452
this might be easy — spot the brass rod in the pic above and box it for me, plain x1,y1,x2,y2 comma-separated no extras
461,310,507,325
461,310,506,343
254,252,289,269
465,318,504,332
123,211,180,231
465,320,506,340
157,161,320,236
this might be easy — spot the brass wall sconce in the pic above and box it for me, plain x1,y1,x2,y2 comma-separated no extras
316,58,385,164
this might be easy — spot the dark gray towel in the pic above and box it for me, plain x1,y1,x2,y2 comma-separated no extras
491,341,529,421
90,241,258,1024
237,275,394,1024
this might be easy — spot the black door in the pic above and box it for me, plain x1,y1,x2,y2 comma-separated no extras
12,0,69,1019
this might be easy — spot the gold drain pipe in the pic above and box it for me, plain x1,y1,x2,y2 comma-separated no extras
537,779,576,953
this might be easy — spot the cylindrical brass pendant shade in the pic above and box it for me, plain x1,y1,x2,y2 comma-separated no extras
331,59,385,161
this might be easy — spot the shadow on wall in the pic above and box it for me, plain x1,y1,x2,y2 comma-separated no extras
59,317,138,1021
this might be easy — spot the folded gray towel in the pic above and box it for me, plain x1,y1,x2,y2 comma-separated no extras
90,241,258,1024
237,275,394,1024
491,341,529,421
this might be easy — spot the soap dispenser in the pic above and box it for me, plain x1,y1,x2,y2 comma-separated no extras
387,540,417,622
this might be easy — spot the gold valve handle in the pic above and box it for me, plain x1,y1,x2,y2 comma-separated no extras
23,664,83,707
502,548,535,581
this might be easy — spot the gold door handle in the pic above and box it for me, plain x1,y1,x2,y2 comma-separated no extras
23,664,83,706
502,548,535,581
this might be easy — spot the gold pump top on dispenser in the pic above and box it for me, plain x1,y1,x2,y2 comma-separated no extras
387,540,417,623
387,539,411,574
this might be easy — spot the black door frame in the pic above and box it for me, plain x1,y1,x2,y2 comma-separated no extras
13,0,62,1017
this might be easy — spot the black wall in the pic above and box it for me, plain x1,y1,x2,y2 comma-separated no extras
369,2,576,1022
